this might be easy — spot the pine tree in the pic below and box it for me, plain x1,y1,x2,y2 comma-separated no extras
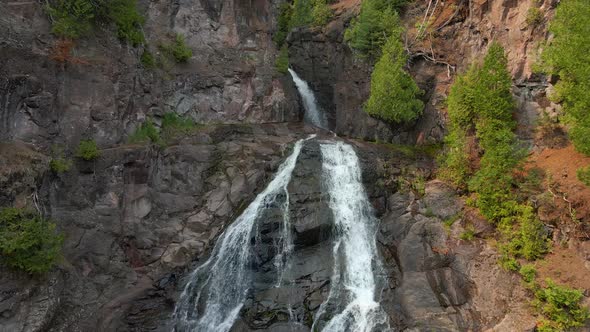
364,31,423,123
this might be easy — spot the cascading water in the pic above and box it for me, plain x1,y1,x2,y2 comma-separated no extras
313,141,390,332
171,137,310,332
172,66,388,332
288,68,328,130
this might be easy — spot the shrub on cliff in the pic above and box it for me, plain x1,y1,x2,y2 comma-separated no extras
443,43,519,203
577,166,590,187
104,0,145,46
534,279,590,332
129,113,200,145
274,3,293,47
289,0,333,28
46,0,95,39
76,139,100,161
160,112,200,141
364,32,423,124
46,0,144,44
442,43,548,266
289,0,313,28
344,0,400,57
275,45,290,74
0,208,64,274
540,0,590,155
160,34,193,63
50,157,72,173
311,0,332,26
129,119,160,144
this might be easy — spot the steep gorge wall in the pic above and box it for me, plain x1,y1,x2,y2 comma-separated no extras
0,0,300,151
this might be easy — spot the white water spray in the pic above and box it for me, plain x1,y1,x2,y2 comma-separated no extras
288,68,328,130
314,141,390,332
171,137,310,332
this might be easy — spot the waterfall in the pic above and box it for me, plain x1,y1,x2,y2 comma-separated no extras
171,137,310,332
313,141,390,332
288,68,328,130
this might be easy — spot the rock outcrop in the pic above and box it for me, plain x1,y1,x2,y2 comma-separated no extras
0,0,300,151
0,124,313,331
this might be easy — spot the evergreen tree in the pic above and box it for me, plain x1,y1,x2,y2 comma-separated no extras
344,0,400,57
541,0,590,155
364,31,423,123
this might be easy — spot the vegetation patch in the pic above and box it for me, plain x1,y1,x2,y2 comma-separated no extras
459,224,475,241
140,49,156,69
129,113,201,145
0,207,64,274
46,0,144,44
275,45,290,74
540,0,590,155
76,139,100,161
274,2,293,47
533,279,590,332
576,166,590,187
129,119,160,144
441,43,548,268
50,157,72,173
344,0,403,57
160,34,193,63
311,0,332,26
526,7,543,27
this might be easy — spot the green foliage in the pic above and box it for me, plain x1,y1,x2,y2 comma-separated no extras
364,32,424,124
577,166,590,187
76,139,100,161
290,0,313,28
311,0,332,26
104,0,145,45
0,208,64,274
540,0,590,155
443,43,519,212
519,264,537,283
45,0,145,44
160,112,199,141
526,7,543,26
140,49,156,69
129,113,199,145
534,279,590,331
459,225,475,241
161,34,193,63
344,0,401,57
500,255,520,272
50,157,72,173
438,130,470,188
442,43,550,266
516,205,548,260
46,0,95,39
274,2,293,47
128,119,160,144
443,213,461,230
275,45,290,74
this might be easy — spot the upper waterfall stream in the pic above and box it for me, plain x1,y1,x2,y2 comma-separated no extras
288,68,328,130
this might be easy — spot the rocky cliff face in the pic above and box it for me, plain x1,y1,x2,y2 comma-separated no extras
0,0,300,151
1,124,316,331
288,0,557,145
0,0,567,331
